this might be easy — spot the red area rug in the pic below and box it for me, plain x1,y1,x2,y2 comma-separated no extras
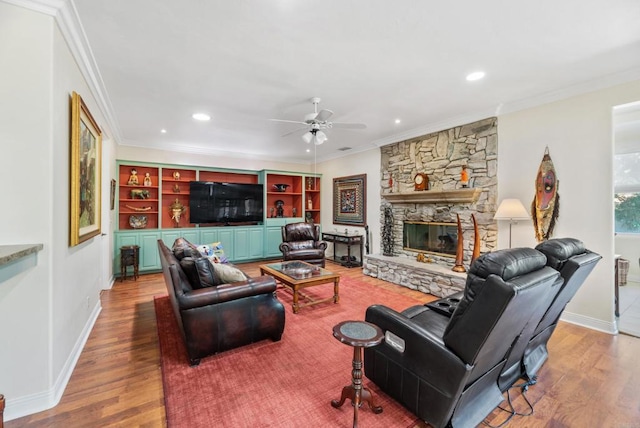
155,276,425,427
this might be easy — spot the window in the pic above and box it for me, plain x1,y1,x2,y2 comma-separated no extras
614,152,640,233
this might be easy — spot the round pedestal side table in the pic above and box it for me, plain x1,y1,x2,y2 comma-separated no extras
120,245,140,282
331,320,384,428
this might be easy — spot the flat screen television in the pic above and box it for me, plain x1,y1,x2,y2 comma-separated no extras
189,182,264,224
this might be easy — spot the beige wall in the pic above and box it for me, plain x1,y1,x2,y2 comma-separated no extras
499,79,640,333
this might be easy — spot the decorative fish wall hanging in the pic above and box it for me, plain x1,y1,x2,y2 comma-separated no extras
531,147,560,242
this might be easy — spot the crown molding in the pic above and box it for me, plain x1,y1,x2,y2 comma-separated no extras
4,0,122,142
2,0,63,15
499,68,640,117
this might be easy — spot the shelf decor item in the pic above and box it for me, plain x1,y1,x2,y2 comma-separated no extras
169,198,187,226
333,174,366,226
129,215,148,229
70,91,102,247
273,183,289,192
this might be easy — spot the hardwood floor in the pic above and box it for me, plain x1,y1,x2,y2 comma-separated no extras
7,260,640,427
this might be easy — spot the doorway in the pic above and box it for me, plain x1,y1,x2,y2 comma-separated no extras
613,100,640,337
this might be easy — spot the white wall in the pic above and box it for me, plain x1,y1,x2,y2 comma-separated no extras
117,145,311,173
317,149,381,253
0,3,114,420
0,3,53,403
499,79,640,333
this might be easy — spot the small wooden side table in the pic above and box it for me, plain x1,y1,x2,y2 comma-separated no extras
331,320,384,428
120,245,140,282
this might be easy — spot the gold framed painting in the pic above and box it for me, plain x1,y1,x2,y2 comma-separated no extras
333,174,366,226
70,92,102,246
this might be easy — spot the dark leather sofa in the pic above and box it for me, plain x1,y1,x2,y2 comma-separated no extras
364,247,563,428
158,238,285,366
279,222,327,267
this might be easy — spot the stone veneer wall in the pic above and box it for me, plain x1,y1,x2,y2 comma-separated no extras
379,117,498,267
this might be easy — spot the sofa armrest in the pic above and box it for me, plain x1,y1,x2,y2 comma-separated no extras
178,275,277,310
365,304,471,394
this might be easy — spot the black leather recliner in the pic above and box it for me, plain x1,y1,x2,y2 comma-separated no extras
279,222,327,267
522,238,602,379
364,247,562,428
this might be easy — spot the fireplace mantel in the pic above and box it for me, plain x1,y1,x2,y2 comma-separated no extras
382,188,483,204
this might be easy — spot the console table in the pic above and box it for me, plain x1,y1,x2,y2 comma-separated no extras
322,232,363,268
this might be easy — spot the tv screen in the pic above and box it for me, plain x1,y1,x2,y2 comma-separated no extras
189,182,264,224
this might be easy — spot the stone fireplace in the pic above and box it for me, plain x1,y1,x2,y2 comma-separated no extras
363,117,498,297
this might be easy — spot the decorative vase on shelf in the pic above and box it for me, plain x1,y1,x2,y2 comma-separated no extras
308,198,313,210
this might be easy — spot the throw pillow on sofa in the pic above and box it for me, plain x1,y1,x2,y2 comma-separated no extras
179,257,221,289
172,237,202,260
211,263,247,283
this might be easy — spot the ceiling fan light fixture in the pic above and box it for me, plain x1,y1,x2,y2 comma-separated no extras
314,130,328,145
302,131,313,144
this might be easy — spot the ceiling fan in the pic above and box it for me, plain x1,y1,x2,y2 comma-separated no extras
270,97,366,145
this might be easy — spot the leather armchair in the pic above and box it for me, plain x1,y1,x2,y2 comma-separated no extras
364,248,562,428
522,238,602,379
279,222,327,267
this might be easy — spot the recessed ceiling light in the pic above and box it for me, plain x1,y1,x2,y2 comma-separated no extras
160,129,167,133
466,71,485,81
306,149,310,153
192,113,211,121
395,119,401,124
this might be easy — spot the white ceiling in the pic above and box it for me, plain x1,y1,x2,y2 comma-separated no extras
70,0,640,164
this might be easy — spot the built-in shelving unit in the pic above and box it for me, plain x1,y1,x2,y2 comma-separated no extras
118,164,160,230
114,161,321,275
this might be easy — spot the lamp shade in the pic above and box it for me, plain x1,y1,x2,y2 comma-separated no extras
494,198,530,221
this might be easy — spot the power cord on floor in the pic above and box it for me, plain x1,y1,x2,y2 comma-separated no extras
481,377,537,427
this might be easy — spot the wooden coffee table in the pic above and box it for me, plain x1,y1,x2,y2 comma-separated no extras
259,261,340,313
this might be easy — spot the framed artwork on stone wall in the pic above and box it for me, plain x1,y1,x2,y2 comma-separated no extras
70,91,102,247
333,174,366,226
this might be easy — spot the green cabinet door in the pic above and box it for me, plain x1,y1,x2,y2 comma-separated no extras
218,229,234,261
200,229,219,245
265,227,283,258
161,229,200,248
248,228,264,259
139,231,162,271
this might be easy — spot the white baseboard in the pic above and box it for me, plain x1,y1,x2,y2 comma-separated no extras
560,310,618,335
4,301,102,421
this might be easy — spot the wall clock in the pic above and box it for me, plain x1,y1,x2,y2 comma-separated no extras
414,173,428,191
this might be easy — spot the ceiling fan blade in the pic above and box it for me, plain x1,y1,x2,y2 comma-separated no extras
269,118,308,125
314,109,334,122
331,122,367,129
281,126,309,137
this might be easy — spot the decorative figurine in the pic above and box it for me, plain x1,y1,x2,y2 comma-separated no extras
270,207,275,218
307,197,313,210
275,200,284,218
169,198,187,226
173,183,180,193
173,171,181,180
306,177,314,190
305,212,313,223
292,207,297,217
143,172,152,186
127,168,139,185
460,165,469,188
